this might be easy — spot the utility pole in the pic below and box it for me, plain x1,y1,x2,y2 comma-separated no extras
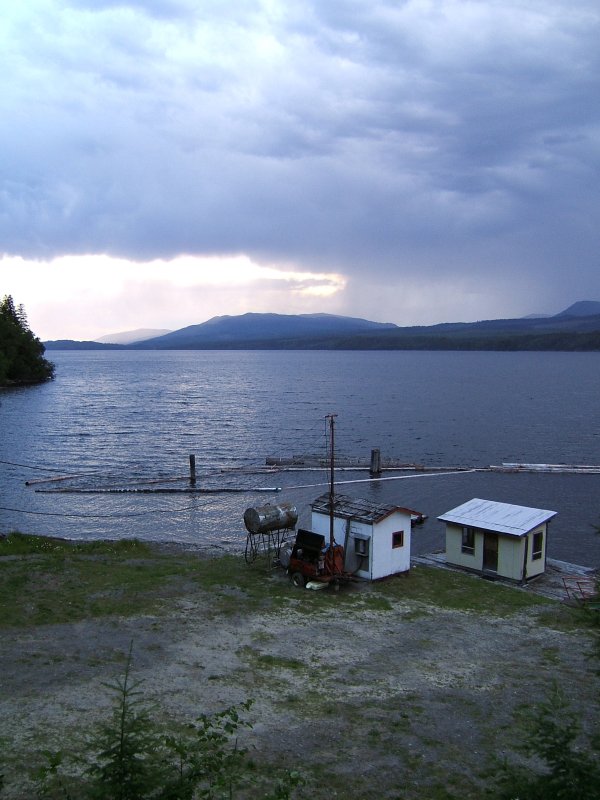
326,413,337,548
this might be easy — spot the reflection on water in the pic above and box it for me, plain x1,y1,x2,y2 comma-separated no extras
1,350,599,566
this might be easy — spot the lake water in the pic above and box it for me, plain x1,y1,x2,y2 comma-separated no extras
1,350,599,566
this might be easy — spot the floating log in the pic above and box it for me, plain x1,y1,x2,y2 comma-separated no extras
265,455,426,470
25,474,82,486
36,486,282,495
117,475,189,486
490,463,600,474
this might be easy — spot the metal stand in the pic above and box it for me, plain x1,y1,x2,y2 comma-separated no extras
244,526,295,566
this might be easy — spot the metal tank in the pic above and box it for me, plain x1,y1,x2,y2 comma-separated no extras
243,502,298,534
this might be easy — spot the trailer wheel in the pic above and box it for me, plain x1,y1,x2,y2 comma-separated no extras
291,572,307,589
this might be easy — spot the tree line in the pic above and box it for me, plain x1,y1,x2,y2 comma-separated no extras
0,295,55,386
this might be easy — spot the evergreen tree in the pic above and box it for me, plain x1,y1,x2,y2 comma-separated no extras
85,651,166,800
493,683,600,800
0,295,54,385
32,647,303,800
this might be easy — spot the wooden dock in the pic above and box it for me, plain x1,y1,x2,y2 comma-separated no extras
413,553,598,602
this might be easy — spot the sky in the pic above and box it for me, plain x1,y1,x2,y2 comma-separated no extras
1,0,599,341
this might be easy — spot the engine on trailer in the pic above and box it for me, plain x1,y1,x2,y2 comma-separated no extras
285,528,346,588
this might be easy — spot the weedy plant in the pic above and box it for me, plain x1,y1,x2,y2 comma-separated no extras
29,645,303,800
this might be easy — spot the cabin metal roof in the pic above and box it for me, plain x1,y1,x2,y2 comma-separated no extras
311,493,415,525
438,498,557,537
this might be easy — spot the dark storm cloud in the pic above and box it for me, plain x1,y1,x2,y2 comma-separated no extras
2,0,599,313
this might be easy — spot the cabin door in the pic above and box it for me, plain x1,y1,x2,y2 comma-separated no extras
483,533,498,572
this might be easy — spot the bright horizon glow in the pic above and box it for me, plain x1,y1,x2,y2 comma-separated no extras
1,254,347,340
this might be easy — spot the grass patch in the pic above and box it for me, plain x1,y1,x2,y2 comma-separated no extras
237,645,305,672
0,532,152,557
536,603,593,632
359,594,394,612
255,653,305,670
0,533,567,629
371,564,556,616
193,556,372,615
0,533,199,627
0,535,368,627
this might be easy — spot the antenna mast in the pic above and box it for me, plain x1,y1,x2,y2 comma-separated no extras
326,413,337,548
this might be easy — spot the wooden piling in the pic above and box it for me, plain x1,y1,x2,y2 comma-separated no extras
189,454,196,486
370,448,382,477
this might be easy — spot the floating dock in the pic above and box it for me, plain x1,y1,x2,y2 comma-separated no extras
267,456,600,475
490,463,600,474
26,458,600,496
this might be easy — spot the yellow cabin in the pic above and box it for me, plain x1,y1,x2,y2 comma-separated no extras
438,498,557,583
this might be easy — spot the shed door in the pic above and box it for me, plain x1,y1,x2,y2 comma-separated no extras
483,533,498,572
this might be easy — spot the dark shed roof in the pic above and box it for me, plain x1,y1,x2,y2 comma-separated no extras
311,493,415,525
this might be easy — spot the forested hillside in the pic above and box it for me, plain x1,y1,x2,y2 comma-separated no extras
0,295,55,386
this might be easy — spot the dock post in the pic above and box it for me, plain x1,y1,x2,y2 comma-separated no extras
189,454,196,486
370,448,381,477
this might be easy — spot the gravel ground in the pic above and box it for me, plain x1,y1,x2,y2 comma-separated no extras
1,563,598,799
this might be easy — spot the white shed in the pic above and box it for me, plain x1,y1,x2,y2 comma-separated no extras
310,493,420,580
438,498,557,583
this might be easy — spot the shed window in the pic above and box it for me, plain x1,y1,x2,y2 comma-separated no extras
392,531,404,549
354,537,369,557
461,527,475,554
532,531,544,560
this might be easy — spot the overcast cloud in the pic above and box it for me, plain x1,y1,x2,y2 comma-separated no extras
1,0,599,338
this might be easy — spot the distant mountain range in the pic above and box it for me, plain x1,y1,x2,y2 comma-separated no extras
554,300,600,318
131,313,397,349
95,328,171,344
44,301,600,352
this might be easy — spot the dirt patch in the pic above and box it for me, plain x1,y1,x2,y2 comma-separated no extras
0,560,597,799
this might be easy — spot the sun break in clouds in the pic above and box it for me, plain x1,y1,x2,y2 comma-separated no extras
1,255,346,340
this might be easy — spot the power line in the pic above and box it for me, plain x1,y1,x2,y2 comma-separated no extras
285,469,479,491
0,504,206,520
0,458,76,473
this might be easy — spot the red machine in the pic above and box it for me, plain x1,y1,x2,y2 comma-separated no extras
287,529,346,587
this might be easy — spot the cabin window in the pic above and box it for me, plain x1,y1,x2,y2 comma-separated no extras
392,531,404,549
354,537,369,557
532,531,544,560
461,527,475,555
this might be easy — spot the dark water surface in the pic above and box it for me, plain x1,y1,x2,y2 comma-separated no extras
1,350,599,566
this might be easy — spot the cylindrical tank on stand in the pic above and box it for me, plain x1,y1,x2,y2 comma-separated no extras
243,502,298,534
